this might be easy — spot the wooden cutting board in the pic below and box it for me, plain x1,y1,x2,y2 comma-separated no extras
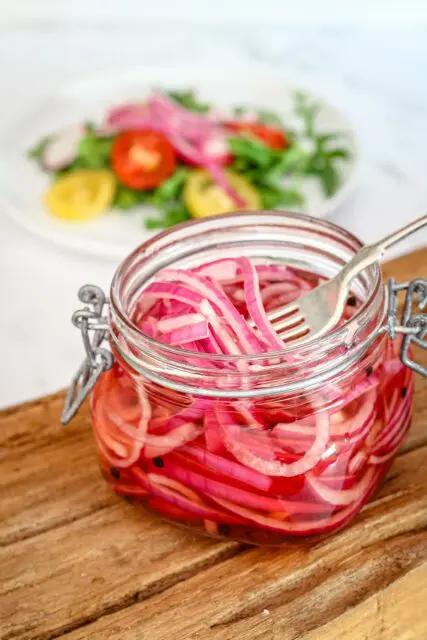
1,248,426,640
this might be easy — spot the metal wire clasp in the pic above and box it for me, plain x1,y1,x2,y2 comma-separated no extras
383,277,427,376
61,285,113,425
61,276,427,424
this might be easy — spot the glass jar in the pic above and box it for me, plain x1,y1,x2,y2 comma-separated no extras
63,212,427,545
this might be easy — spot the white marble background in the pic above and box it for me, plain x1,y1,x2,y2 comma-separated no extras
0,12,426,408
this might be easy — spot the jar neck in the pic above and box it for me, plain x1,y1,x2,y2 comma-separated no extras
109,212,386,398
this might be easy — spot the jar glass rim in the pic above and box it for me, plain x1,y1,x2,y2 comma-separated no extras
109,211,384,365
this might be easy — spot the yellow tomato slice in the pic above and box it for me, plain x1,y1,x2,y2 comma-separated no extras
44,170,116,222
183,169,261,219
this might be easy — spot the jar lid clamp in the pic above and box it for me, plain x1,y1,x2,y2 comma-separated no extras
61,285,113,424
61,277,427,425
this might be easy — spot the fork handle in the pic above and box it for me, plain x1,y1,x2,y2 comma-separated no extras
341,214,427,284
374,213,427,253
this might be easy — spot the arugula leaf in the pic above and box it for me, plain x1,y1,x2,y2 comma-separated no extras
231,106,286,130
255,109,285,129
28,136,51,162
114,186,144,210
228,133,305,209
289,92,352,197
232,106,247,118
151,167,190,205
228,136,276,170
310,162,340,197
305,153,341,197
325,148,351,160
321,164,340,197
230,136,309,186
315,133,351,161
143,167,191,229
228,133,307,208
293,91,320,138
258,184,304,209
315,133,341,146
145,202,191,230
52,158,88,180
77,131,114,170
167,90,210,113
268,147,310,177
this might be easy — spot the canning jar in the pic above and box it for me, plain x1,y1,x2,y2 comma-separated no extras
63,212,427,545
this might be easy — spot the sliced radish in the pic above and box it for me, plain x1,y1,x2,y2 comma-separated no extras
42,123,85,171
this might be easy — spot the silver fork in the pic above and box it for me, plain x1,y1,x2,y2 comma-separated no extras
269,214,427,342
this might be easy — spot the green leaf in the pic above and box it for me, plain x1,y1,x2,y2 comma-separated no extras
293,91,320,138
232,106,247,118
316,133,341,147
151,167,190,205
144,217,165,230
269,147,310,177
321,164,340,197
287,92,351,198
114,186,141,210
145,202,191,230
167,90,210,113
27,136,51,162
228,136,275,170
278,189,305,208
52,156,94,179
77,132,114,169
231,106,285,129
325,148,351,160
256,109,285,129
258,184,304,209
113,184,154,210
232,157,252,173
83,121,97,134
310,162,340,197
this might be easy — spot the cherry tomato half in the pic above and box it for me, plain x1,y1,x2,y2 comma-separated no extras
44,170,116,222
226,121,288,150
184,169,261,219
112,129,176,190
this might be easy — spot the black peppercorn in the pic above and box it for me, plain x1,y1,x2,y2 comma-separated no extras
366,366,373,377
219,524,232,536
347,295,357,307
153,457,165,468
110,467,120,480
401,387,408,398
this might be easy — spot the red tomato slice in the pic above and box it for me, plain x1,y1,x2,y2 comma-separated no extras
226,121,288,150
112,129,177,190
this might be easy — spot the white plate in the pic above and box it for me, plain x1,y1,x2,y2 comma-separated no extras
0,67,359,261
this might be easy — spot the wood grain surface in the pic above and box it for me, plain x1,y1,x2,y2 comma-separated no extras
1,248,426,640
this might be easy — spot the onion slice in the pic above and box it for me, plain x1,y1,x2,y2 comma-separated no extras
218,406,330,477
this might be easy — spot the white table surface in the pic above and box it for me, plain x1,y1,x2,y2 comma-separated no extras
0,24,426,409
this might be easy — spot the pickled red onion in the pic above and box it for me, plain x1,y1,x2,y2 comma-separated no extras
211,473,378,536
218,406,330,477
181,444,272,491
93,256,413,541
132,469,248,524
306,466,377,506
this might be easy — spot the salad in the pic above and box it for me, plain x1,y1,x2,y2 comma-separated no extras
28,89,351,230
